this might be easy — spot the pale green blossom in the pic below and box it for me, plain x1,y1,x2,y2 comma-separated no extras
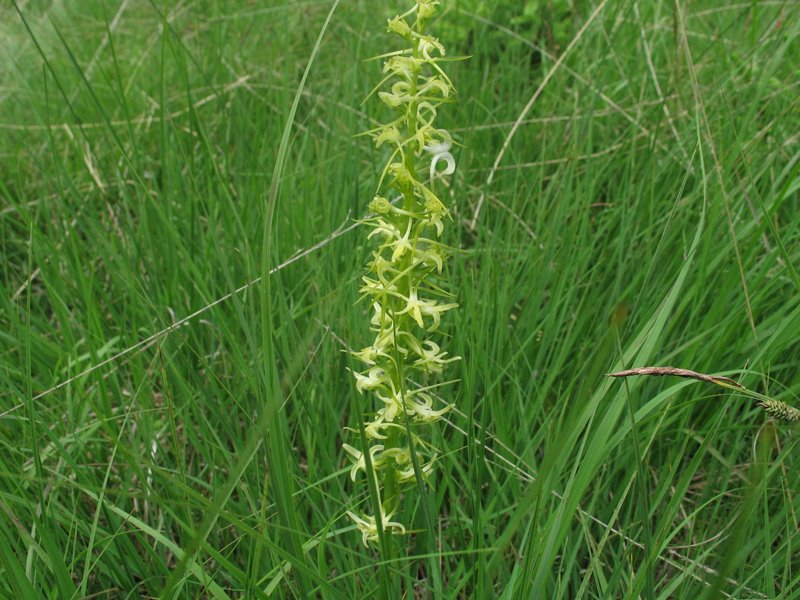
354,367,388,393
389,287,458,331
342,443,385,482
412,340,459,373
346,510,406,547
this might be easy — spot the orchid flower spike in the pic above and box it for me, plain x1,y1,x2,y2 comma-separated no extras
342,0,462,546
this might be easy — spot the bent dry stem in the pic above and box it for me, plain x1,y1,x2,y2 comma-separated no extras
608,366,800,422
343,0,461,547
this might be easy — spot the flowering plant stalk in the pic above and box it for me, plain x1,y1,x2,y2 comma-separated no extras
344,0,460,546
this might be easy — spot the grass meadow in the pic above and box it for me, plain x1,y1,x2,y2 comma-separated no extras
1,0,800,597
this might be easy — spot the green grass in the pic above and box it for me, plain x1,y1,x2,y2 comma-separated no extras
1,0,799,597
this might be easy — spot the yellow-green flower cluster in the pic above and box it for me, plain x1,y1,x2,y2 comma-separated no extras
345,0,459,546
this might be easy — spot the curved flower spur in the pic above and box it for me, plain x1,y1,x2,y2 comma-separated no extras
343,0,462,546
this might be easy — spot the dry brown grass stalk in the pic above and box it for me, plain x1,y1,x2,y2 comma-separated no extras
608,366,800,423
608,366,743,388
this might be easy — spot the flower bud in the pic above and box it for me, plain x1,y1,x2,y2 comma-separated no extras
386,16,412,39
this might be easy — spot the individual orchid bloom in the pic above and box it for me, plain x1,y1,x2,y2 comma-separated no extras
417,183,449,219
412,244,444,271
364,415,411,441
368,196,422,218
364,414,390,440
395,464,416,484
391,287,457,331
368,196,394,214
418,35,445,60
351,342,391,366
371,320,413,357
417,0,440,20
418,76,450,98
390,221,415,263
381,447,414,483
424,127,454,154
406,392,452,423
342,443,385,481
367,218,401,241
383,56,422,81
378,80,415,108
394,329,423,357
379,446,435,483
374,125,403,148
417,101,437,125
396,456,435,484
381,447,411,464
413,340,460,373
386,15,412,39
370,327,410,357
413,103,438,150
369,301,388,328
387,161,415,190
425,138,456,181
381,76,447,110
375,387,406,422
370,253,398,285
354,367,388,393
392,288,430,328
421,211,444,237
346,510,406,547
360,276,391,300
378,90,404,108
